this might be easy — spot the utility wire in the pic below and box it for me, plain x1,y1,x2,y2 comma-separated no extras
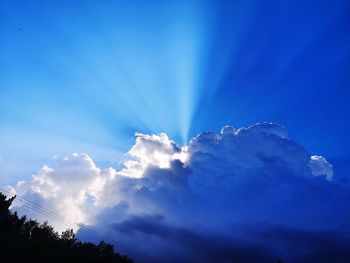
0,188,123,249
1,187,107,242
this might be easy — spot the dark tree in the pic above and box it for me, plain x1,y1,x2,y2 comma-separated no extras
0,193,133,263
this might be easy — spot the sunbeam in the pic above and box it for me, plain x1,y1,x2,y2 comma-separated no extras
1,0,350,262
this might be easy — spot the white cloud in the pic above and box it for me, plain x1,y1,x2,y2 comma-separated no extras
119,133,187,177
2,122,349,262
309,155,333,180
5,153,115,231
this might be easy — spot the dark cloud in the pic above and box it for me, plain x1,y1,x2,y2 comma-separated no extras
231,222,350,263
110,214,274,263
100,215,350,263
6,123,350,262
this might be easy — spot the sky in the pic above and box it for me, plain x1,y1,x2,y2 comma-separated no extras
1,0,350,184
1,0,350,262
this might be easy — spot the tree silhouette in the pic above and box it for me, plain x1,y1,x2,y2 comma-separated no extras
0,193,133,263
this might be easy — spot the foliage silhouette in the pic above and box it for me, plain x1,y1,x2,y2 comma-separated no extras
0,193,133,263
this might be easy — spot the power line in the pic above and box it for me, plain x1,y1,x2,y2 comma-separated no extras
0,188,123,249
0,187,107,242
12,199,105,242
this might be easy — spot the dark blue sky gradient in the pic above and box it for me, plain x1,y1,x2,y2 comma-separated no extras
191,0,350,156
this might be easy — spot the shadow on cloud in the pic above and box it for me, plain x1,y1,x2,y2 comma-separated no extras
108,214,350,263
3,122,350,262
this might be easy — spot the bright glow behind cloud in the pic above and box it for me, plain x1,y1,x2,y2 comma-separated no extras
119,133,188,177
3,122,347,263
0,1,211,184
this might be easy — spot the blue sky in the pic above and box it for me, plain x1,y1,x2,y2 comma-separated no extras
1,0,350,184
2,1,350,262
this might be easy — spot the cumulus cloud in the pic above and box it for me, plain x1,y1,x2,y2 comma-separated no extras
3,153,112,231
309,155,334,180
2,122,350,262
119,133,187,177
